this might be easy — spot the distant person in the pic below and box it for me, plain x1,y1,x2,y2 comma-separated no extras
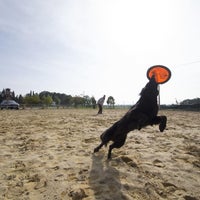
97,95,106,114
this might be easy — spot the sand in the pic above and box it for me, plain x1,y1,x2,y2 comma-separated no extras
0,108,199,200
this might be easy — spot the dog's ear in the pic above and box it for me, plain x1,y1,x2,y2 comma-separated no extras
149,75,157,83
149,75,158,88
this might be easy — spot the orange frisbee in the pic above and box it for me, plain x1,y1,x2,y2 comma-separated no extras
147,65,171,84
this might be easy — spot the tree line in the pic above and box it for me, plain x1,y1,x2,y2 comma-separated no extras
0,89,115,108
1,88,199,110
161,98,200,111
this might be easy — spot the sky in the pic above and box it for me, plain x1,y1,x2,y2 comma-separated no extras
0,0,200,105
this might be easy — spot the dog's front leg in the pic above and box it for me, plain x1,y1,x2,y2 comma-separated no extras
159,116,167,132
151,116,167,132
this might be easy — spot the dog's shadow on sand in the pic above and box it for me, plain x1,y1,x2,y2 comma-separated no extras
89,153,127,200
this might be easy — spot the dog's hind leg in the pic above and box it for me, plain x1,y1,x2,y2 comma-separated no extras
107,135,127,159
94,142,104,153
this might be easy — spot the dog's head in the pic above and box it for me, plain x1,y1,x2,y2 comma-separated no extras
140,75,159,98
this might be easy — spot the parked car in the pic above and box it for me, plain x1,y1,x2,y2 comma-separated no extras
0,100,20,110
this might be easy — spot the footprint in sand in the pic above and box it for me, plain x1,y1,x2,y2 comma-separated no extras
4,174,16,180
84,138,96,143
162,182,177,188
34,178,47,190
77,169,88,181
28,174,40,182
184,195,198,200
153,159,165,168
52,166,60,170
13,160,26,169
68,188,87,200
120,156,138,168
162,182,177,193
26,174,47,190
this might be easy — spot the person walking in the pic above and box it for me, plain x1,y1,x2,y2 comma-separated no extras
97,95,106,114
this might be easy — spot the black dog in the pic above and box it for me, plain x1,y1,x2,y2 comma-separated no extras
94,76,167,159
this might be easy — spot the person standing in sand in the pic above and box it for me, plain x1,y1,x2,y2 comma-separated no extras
97,95,106,114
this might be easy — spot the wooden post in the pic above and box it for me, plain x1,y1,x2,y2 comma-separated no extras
158,85,160,108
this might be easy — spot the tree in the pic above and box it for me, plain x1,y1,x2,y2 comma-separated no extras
107,96,115,108
24,94,41,105
180,98,200,105
63,95,73,106
53,96,61,106
91,96,96,109
15,95,24,104
73,96,85,107
41,95,53,106
18,95,25,106
83,95,92,107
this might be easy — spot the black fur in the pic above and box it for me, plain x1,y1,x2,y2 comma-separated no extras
94,76,167,159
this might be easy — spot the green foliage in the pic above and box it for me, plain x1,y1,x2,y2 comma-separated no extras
18,95,24,104
1,88,200,111
73,96,85,107
180,98,200,105
107,96,115,108
83,95,92,107
54,96,61,105
63,95,72,106
24,94,40,105
91,96,96,109
41,95,53,106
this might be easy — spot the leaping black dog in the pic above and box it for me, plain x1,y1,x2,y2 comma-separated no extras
94,76,167,159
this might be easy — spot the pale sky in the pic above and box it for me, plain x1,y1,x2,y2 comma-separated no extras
0,0,200,105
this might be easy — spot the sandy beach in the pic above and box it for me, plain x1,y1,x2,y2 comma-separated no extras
0,108,199,200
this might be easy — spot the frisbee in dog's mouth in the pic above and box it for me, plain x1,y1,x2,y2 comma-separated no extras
147,65,171,84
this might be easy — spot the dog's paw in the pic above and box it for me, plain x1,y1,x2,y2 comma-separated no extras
93,148,99,153
159,116,167,132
